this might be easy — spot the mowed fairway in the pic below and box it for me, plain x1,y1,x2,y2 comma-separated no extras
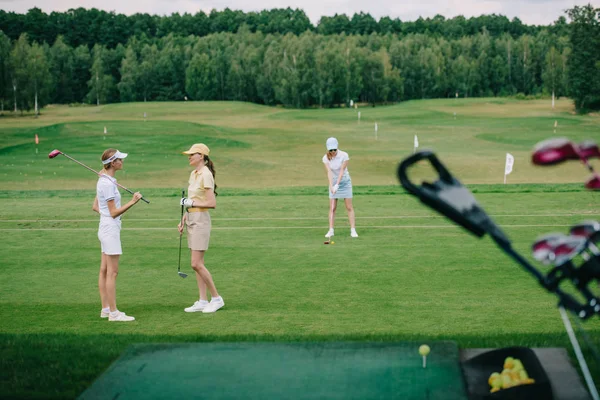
1,99,599,399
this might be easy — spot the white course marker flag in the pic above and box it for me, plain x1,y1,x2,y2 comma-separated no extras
504,153,514,184
414,135,419,153
375,122,378,140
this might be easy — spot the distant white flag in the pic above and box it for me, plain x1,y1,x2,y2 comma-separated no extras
414,135,419,148
350,99,353,107
375,122,378,132
104,126,107,134
504,153,514,184
358,111,361,121
552,91,555,109
505,153,514,175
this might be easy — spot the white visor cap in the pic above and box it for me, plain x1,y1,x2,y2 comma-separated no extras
102,150,128,165
326,137,338,150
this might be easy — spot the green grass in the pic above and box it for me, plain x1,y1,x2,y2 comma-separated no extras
0,98,599,398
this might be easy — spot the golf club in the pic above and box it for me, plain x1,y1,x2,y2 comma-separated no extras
48,149,150,203
570,221,600,256
532,233,567,264
397,150,599,319
178,189,188,278
532,138,600,189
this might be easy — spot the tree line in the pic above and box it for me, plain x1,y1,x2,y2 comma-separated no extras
0,7,564,49
0,5,597,113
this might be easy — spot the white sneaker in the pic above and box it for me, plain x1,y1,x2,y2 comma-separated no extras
100,310,109,318
351,229,359,238
108,311,135,322
184,300,208,313
325,229,334,238
202,298,225,313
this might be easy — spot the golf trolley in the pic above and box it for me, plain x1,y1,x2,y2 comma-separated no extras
397,149,599,399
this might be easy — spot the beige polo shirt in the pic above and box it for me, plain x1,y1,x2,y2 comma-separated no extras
188,166,215,211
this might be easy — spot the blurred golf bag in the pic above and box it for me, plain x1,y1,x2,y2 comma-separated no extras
397,148,599,399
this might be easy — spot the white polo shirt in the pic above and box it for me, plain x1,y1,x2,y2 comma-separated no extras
97,175,121,224
322,150,350,181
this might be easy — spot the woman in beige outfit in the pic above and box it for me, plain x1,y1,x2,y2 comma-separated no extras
178,143,224,313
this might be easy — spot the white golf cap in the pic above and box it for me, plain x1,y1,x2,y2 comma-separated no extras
326,137,338,150
102,150,128,165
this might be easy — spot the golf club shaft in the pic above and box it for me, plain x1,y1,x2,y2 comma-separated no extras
59,152,150,204
178,189,185,272
574,147,600,178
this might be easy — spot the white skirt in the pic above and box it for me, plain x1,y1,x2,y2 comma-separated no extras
98,222,122,255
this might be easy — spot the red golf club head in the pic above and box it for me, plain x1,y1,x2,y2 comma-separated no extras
585,175,600,190
532,233,565,263
578,140,600,160
48,149,62,159
532,138,578,165
570,220,600,239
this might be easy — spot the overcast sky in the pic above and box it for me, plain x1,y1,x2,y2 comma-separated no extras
1,0,598,26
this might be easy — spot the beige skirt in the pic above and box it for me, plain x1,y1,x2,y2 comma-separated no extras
186,211,211,251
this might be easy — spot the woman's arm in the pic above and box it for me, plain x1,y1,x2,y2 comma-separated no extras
92,196,99,213
336,160,349,186
323,164,334,187
188,188,216,209
107,192,143,218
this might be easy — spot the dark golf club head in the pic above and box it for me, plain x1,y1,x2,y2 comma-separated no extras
578,140,600,160
585,175,600,190
532,233,566,263
48,149,62,159
570,220,600,239
178,271,188,278
532,138,578,165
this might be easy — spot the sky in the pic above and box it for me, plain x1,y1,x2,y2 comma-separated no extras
0,0,598,26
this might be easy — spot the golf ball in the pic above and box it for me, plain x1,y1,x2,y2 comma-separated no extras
419,345,430,356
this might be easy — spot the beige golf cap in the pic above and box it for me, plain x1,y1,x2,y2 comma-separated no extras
182,143,210,156
102,150,128,165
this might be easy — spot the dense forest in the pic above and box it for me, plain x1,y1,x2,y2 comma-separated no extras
0,5,598,112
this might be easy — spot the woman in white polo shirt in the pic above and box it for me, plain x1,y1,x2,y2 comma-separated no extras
92,148,143,322
178,143,224,314
322,137,358,238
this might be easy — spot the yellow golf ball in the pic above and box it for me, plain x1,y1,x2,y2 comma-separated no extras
419,345,430,356
330,241,335,244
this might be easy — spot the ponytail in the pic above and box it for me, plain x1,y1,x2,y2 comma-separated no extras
204,155,218,196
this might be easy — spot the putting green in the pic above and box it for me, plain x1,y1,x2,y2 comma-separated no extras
78,341,468,399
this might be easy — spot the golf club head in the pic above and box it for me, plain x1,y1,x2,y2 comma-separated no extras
547,236,588,267
178,271,188,278
398,150,510,246
578,140,600,160
531,138,578,165
585,175,600,190
570,220,600,240
532,233,566,263
48,149,62,158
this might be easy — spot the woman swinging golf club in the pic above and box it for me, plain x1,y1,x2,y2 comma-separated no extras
92,149,143,322
323,137,358,239
178,143,224,313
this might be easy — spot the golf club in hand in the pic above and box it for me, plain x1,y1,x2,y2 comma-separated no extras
177,189,188,278
48,149,150,203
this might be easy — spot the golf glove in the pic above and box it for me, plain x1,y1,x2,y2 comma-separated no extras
332,184,339,194
180,198,194,207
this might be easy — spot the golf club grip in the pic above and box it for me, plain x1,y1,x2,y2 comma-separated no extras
116,183,150,203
